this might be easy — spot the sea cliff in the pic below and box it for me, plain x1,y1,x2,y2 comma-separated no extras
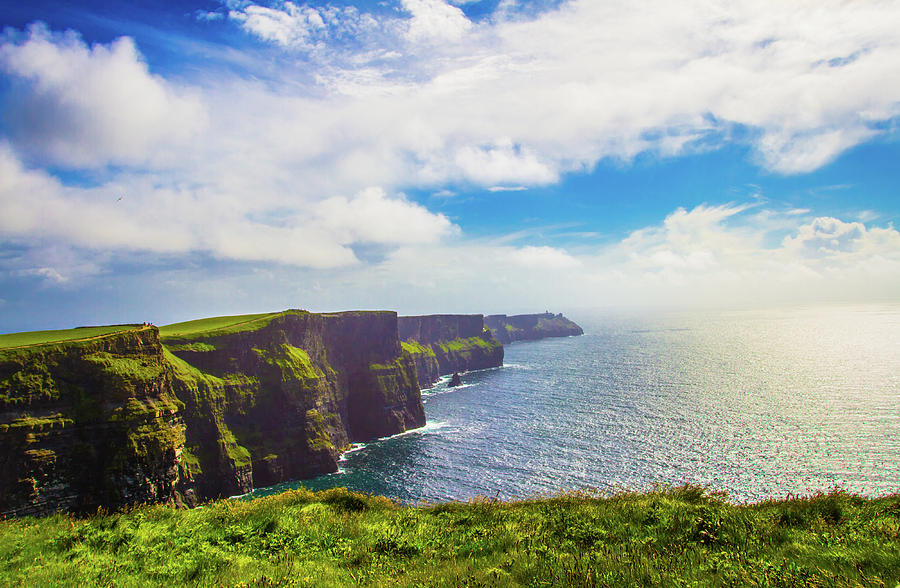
0,310,425,516
0,326,185,517
397,315,504,388
484,312,583,344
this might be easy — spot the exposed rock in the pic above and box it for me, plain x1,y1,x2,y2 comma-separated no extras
163,310,424,501
398,315,503,388
484,312,583,344
0,327,184,517
0,310,426,516
448,372,462,387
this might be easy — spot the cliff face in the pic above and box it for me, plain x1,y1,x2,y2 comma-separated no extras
162,310,424,500
0,327,185,517
0,310,425,516
484,312,584,344
397,315,503,388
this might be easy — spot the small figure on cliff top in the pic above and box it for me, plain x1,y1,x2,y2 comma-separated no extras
449,372,462,387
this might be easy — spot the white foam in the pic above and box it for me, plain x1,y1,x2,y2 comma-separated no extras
502,363,532,370
338,442,368,461
372,419,449,442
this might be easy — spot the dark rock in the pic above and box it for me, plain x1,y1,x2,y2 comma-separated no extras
398,315,503,389
449,372,462,387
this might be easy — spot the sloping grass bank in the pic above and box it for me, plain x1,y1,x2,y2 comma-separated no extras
1,486,897,587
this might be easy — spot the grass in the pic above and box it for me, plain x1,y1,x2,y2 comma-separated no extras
159,312,285,339
400,340,436,357
438,336,499,353
0,325,143,350
0,485,897,587
254,344,324,381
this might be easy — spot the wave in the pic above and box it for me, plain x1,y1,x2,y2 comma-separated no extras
338,442,368,461
502,362,532,370
378,419,449,440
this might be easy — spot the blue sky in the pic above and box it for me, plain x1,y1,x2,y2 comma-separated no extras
1,0,899,332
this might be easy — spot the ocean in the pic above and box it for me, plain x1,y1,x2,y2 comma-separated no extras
249,304,900,504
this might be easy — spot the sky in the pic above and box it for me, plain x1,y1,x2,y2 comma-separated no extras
1,0,899,332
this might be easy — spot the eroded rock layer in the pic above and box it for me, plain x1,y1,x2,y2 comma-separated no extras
398,315,504,388
0,310,425,516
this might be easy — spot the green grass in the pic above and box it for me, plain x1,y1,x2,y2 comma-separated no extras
438,336,498,353
84,352,166,382
0,413,74,433
1,485,897,587
400,340,436,357
254,344,325,381
0,325,142,350
158,312,284,339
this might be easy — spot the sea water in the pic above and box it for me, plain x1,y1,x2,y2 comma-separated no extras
250,304,900,503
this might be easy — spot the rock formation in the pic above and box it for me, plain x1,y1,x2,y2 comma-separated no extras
397,315,503,388
0,310,425,517
484,312,583,344
0,327,184,517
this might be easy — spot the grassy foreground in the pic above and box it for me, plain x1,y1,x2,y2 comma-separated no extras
1,486,897,587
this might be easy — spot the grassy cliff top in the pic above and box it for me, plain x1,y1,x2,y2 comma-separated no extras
0,485,896,587
0,325,144,351
159,312,292,339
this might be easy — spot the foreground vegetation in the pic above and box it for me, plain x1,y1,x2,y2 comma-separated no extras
1,486,897,587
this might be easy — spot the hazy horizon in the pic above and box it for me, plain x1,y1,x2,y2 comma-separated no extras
2,0,899,333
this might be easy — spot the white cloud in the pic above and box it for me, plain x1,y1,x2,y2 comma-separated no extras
1,2,900,306
315,186,457,245
15,267,68,284
213,0,900,187
402,0,472,43
782,217,900,261
229,2,327,48
0,145,455,269
227,2,389,52
0,23,206,168
365,205,900,310
488,185,528,192
451,141,557,186
508,246,581,269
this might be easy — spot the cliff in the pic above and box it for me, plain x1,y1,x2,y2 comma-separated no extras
0,310,425,516
397,315,503,388
162,310,424,499
0,326,185,517
484,312,583,344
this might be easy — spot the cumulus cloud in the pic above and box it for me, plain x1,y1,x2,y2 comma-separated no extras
315,187,457,244
229,2,330,48
0,145,456,269
402,0,472,43
0,23,206,168
226,2,390,52
1,2,899,307
353,205,900,311
783,217,900,261
208,0,900,188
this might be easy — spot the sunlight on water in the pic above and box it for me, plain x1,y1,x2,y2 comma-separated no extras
251,304,900,503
